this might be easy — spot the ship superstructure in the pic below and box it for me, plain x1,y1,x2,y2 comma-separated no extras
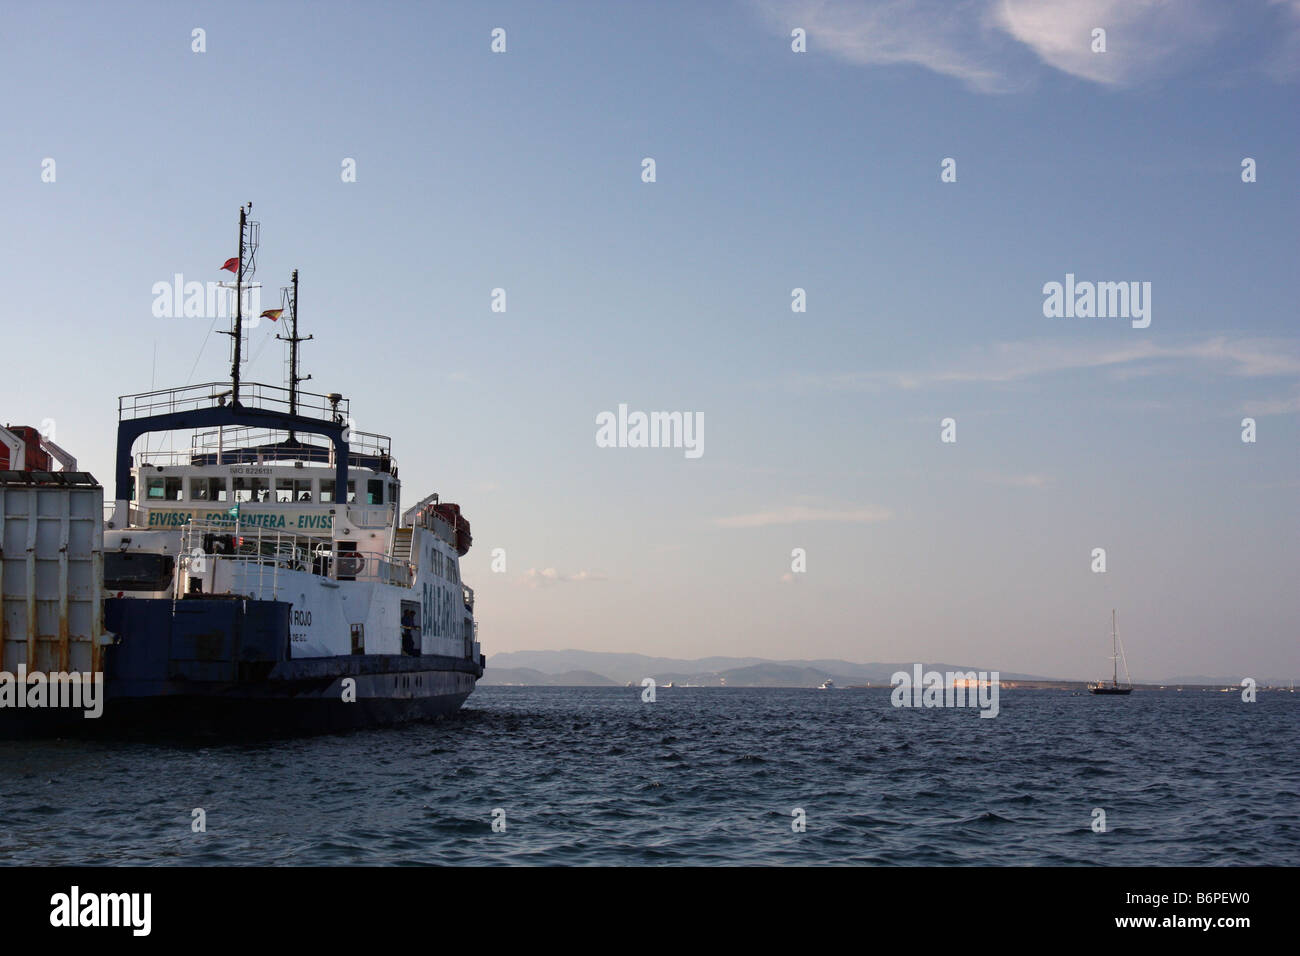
105,382,479,667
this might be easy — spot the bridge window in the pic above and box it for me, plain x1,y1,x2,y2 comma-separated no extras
146,476,183,501
232,476,269,502
190,477,228,502
320,479,356,503
275,478,313,502
367,479,384,505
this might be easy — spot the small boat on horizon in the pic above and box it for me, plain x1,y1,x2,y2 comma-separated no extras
1088,610,1133,696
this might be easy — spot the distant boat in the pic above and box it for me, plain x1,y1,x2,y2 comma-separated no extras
1088,610,1133,695
818,679,834,690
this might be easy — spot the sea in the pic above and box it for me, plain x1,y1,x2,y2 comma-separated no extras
1,687,1296,865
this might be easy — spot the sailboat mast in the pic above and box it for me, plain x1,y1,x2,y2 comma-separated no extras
1112,609,1118,687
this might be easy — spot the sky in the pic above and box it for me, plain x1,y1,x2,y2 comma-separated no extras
1,0,1297,680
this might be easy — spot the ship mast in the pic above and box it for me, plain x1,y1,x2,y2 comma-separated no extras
221,202,258,406
276,268,312,441
231,204,247,404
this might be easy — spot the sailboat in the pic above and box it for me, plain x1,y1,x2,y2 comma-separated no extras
1088,610,1133,695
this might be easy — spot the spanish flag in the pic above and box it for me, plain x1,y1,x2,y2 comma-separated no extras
260,309,283,322
221,257,239,273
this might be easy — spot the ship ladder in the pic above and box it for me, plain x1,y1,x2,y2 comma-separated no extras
391,527,413,563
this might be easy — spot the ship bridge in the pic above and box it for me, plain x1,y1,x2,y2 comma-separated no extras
113,381,379,516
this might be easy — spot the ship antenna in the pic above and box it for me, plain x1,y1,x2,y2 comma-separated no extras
276,268,312,440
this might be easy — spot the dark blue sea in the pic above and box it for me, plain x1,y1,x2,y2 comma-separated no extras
2,687,1296,865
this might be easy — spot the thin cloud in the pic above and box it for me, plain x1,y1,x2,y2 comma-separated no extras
1242,391,1300,415
784,337,1300,392
751,0,1022,93
1265,0,1300,79
715,505,893,528
520,568,607,588
980,472,1051,488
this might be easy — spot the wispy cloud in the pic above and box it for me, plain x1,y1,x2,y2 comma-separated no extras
749,0,1298,91
1242,390,1300,415
752,0,1021,93
979,472,1051,488
783,337,1300,392
995,0,1223,87
715,505,893,528
520,568,607,588
1264,0,1300,80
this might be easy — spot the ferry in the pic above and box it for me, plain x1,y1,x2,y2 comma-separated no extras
5,205,483,735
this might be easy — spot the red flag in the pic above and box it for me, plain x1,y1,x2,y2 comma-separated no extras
221,257,239,273
260,309,283,322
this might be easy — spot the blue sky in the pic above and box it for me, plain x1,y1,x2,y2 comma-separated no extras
2,0,1297,679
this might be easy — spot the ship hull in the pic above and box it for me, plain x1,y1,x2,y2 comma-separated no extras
0,597,483,738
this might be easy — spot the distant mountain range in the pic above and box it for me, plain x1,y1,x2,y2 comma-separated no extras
481,650,1295,688
482,650,1048,687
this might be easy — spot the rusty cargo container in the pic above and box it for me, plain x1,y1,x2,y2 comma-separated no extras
0,470,106,676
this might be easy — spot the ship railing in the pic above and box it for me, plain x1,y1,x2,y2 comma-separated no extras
103,502,148,527
185,425,392,461
118,381,350,425
173,519,413,595
345,504,395,529
176,519,327,599
131,449,206,467
131,432,395,470
315,549,414,588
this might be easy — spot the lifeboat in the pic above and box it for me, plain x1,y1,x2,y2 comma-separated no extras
432,502,472,556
